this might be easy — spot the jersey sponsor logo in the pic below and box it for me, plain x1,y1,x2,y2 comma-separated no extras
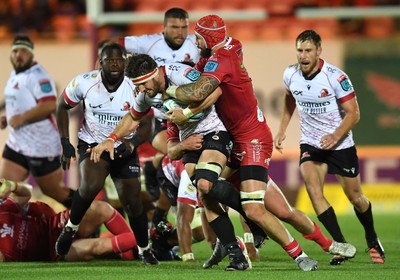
185,69,201,81
338,74,352,91
168,65,181,72
39,79,52,93
326,66,336,73
204,61,219,72
293,90,303,96
153,56,167,64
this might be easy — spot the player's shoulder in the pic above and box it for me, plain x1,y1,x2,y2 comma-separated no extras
283,63,299,77
77,70,101,81
28,64,53,80
131,33,164,46
68,70,100,88
186,34,197,43
320,59,346,78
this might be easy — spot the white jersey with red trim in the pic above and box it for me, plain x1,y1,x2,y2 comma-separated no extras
120,33,200,66
161,157,197,206
131,63,226,140
283,59,355,150
63,70,136,145
3,64,60,157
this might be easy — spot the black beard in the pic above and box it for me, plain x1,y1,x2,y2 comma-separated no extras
164,35,182,51
14,64,32,74
200,48,212,58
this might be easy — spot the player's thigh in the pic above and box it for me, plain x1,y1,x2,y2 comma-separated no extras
264,179,292,217
300,160,327,197
0,158,29,181
152,130,167,155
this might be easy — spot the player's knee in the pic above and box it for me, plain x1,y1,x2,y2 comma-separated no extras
195,162,222,194
240,190,266,221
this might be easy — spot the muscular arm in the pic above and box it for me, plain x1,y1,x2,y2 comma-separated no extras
274,90,297,153
333,97,360,140
0,179,33,208
111,111,140,139
167,134,203,160
90,111,140,162
166,87,222,125
56,94,73,138
187,87,222,114
9,99,56,129
321,96,360,150
173,76,220,104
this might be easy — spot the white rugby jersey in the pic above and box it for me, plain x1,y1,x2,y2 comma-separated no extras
4,64,60,157
283,59,356,150
131,63,226,140
63,70,136,146
161,157,197,206
121,33,200,66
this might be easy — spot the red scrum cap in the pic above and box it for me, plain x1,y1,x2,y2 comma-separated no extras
194,15,226,49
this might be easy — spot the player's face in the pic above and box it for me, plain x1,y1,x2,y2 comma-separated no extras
164,18,189,49
10,47,34,73
137,78,160,98
100,49,125,83
296,40,321,77
195,35,212,58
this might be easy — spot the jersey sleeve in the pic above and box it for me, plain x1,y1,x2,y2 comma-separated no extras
167,121,180,142
201,51,232,83
29,68,57,102
63,74,86,107
332,70,356,103
194,57,208,72
168,63,201,85
0,197,21,213
121,34,158,54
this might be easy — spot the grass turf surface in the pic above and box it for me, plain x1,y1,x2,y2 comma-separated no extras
2,213,399,280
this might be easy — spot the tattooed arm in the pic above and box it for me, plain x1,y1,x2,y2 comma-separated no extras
168,76,220,104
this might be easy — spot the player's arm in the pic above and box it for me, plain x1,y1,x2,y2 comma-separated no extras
56,93,76,170
166,122,203,160
320,95,360,150
90,111,140,162
167,75,220,104
274,89,297,153
167,134,203,160
115,112,153,158
8,97,56,129
0,179,33,208
166,87,222,125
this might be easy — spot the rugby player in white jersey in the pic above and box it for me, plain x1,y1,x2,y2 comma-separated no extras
118,8,201,215
54,43,159,265
0,34,74,208
274,29,385,265
91,54,253,270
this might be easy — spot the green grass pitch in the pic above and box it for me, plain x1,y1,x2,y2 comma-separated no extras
2,213,399,280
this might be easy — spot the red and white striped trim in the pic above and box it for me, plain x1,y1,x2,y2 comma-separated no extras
130,68,158,85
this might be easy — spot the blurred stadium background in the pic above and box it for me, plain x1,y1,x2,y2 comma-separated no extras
0,0,399,214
